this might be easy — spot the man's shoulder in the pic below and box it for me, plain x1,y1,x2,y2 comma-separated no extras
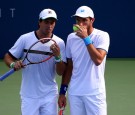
20,31,34,38
93,28,110,42
68,32,76,37
94,28,109,36
67,32,78,40
52,34,65,43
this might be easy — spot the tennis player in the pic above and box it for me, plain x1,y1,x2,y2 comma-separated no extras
4,8,66,115
58,6,110,115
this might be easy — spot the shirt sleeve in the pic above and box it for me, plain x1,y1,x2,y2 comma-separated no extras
9,35,25,59
59,40,67,63
66,35,72,58
96,32,110,53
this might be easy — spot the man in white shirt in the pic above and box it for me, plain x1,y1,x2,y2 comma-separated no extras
4,8,66,115
58,6,110,115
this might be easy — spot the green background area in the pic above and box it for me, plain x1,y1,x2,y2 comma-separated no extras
0,58,135,115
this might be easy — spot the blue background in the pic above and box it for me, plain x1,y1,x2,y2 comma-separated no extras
0,0,135,58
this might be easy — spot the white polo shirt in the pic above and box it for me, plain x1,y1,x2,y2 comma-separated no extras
66,28,110,95
9,31,66,98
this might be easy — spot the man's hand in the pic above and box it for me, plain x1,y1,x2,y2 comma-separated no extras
58,95,67,108
13,60,24,71
74,25,88,38
50,43,61,57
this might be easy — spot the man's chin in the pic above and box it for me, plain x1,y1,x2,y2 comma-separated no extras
47,30,52,33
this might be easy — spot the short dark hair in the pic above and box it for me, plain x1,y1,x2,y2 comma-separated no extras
39,18,43,22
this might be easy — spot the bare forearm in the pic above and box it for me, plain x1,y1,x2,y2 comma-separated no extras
59,59,72,104
62,68,72,85
87,44,106,66
62,60,73,85
4,53,15,67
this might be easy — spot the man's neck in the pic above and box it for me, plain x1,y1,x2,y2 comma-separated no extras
36,30,52,39
88,27,94,35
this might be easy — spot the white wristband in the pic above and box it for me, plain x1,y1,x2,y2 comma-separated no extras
55,59,62,63
10,62,15,68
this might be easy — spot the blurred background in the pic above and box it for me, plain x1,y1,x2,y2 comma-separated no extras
0,0,135,58
0,0,135,115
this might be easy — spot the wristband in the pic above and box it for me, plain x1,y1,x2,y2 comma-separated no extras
55,59,62,63
10,62,15,68
55,55,62,62
59,84,68,95
83,36,93,46
55,55,61,60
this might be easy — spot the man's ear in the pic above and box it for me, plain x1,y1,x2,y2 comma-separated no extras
90,18,95,23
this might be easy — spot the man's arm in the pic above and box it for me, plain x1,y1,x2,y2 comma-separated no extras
58,58,73,108
4,53,15,68
56,61,66,76
4,53,23,70
86,45,107,66
76,27,107,66
61,58,73,84
50,42,66,76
